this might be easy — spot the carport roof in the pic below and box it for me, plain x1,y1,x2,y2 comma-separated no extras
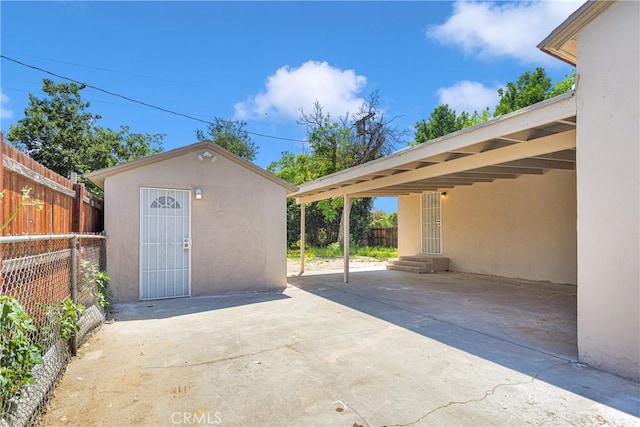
86,140,298,194
291,93,577,204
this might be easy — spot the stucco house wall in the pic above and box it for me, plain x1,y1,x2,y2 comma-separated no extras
102,146,290,303
398,169,577,285
398,194,421,256
574,0,640,380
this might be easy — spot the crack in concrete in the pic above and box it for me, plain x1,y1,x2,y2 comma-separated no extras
145,325,392,369
384,361,572,427
169,345,291,368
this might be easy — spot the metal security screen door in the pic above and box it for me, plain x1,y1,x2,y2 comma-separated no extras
140,188,191,300
421,192,442,254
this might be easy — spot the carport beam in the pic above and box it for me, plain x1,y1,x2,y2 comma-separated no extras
344,195,351,283
300,203,305,274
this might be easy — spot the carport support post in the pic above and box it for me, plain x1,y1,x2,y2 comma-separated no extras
343,195,351,283
300,202,305,274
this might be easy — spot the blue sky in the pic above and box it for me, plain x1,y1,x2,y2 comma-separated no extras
0,1,578,212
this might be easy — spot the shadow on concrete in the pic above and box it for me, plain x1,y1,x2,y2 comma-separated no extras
288,270,640,417
112,289,290,321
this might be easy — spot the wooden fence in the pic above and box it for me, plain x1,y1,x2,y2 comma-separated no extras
0,134,103,236
369,226,398,248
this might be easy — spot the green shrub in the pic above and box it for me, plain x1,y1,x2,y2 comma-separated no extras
94,271,113,309
58,298,85,341
0,296,44,412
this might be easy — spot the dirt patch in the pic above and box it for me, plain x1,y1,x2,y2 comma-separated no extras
287,256,389,275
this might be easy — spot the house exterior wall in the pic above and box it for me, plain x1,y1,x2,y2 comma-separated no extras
575,1,640,380
444,170,577,285
397,170,577,285
104,150,287,303
398,194,422,256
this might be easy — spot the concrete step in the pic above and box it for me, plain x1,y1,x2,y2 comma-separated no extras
399,255,438,263
386,255,450,273
392,260,432,268
386,264,430,274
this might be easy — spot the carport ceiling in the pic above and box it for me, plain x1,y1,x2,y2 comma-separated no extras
292,94,577,203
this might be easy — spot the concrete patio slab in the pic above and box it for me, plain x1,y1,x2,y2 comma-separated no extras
41,270,639,426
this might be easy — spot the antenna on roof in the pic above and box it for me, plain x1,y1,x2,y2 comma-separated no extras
354,112,375,137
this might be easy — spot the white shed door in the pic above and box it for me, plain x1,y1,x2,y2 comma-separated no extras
421,191,442,255
140,188,191,300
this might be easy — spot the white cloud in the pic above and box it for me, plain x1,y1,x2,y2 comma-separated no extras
234,61,367,120
0,91,13,119
428,0,582,64
437,80,501,113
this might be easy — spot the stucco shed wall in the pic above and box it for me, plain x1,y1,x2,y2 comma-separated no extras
575,0,640,380
104,150,287,303
398,169,577,285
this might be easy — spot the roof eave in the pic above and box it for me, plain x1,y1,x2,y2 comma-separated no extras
85,140,298,194
537,0,615,66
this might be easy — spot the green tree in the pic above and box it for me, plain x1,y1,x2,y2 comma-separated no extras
267,152,323,246
7,79,163,184
298,92,405,172
414,105,490,145
415,105,458,144
494,67,552,117
413,68,573,146
388,212,398,226
494,68,575,117
547,71,576,98
298,104,350,175
370,210,398,227
195,117,258,161
268,152,329,247
90,126,164,170
268,152,376,247
459,108,491,128
267,152,318,186
295,92,406,244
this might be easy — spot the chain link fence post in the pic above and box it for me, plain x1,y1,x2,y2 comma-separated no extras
70,235,78,356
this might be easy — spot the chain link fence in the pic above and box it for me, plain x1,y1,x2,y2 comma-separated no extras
0,234,107,427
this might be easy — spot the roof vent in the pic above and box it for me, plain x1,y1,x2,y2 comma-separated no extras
198,150,217,162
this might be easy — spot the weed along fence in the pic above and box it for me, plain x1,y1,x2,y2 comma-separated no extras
369,226,398,248
0,234,107,427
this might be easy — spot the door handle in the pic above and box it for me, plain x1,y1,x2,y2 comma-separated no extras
183,238,191,249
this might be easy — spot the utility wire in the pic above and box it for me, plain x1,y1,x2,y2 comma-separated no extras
5,86,157,110
1,54,307,143
5,52,190,86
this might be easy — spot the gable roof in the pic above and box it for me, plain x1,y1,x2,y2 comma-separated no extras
85,140,298,194
537,0,614,65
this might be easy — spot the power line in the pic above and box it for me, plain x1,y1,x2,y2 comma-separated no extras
5,86,155,110
4,52,190,85
5,52,220,93
0,55,308,143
